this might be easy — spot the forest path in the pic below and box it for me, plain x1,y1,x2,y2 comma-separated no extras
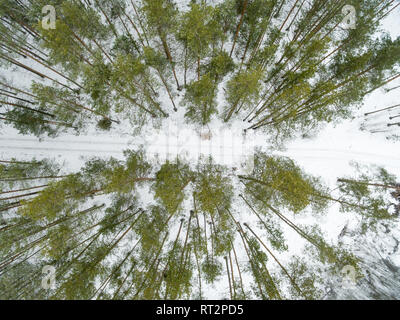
2,132,400,173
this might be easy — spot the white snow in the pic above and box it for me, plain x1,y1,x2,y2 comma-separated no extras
1,1,400,300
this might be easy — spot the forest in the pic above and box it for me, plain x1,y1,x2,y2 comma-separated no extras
0,0,400,300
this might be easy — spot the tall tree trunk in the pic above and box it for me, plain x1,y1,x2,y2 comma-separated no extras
243,223,303,296
230,0,249,58
224,256,233,299
337,178,398,189
279,0,301,32
0,100,55,118
365,103,400,116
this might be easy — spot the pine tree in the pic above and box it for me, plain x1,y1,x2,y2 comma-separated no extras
153,159,193,214
1,0,400,301
336,162,399,232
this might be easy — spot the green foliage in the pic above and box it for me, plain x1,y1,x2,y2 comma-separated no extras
19,175,89,221
142,0,178,37
201,259,222,283
242,152,327,213
153,160,193,214
286,257,323,300
183,74,218,125
1,0,399,301
2,108,59,138
224,67,263,119
82,56,112,109
101,150,152,194
194,157,234,216
337,162,398,232
178,2,224,61
205,51,235,81
97,118,112,131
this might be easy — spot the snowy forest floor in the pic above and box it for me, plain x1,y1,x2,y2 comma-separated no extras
1,2,400,300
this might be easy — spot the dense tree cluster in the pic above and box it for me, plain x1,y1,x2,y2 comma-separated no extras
0,0,399,139
1,153,398,299
1,0,400,300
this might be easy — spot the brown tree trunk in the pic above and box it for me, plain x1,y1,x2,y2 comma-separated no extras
337,178,398,189
0,100,55,118
230,0,249,58
243,223,303,296
224,256,233,300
